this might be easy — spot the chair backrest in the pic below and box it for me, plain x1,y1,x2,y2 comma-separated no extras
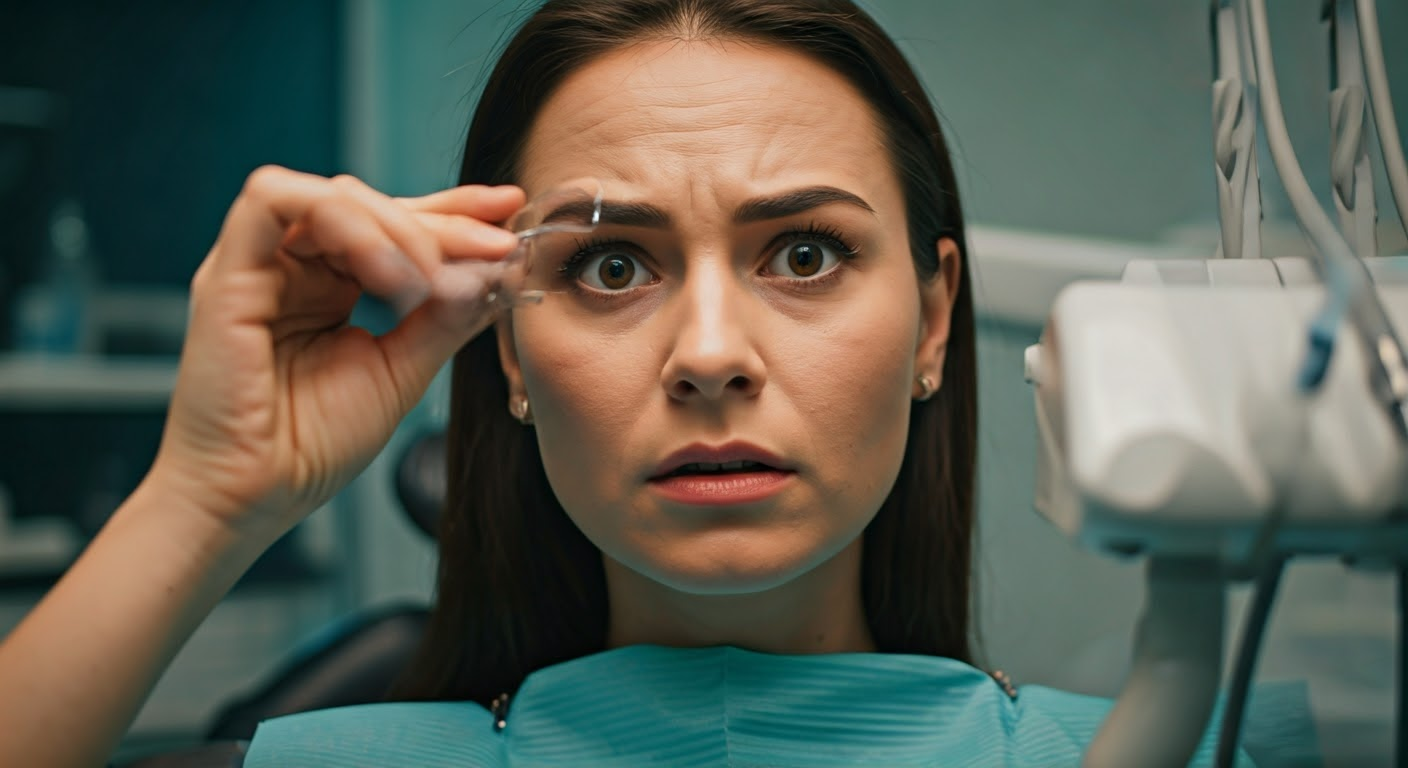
116,430,451,764
206,429,450,741
393,430,447,538
204,605,429,741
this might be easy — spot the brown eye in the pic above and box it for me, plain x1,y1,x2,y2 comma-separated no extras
769,238,845,280
598,256,635,289
787,243,824,277
578,250,650,292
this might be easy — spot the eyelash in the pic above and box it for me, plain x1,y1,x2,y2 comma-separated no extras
776,223,860,259
768,223,861,290
558,223,862,292
558,238,637,279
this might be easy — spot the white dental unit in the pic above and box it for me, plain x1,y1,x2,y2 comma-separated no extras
1025,0,1408,765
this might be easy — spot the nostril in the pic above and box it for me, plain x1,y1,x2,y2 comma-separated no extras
663,365,764,401
668,375,756,399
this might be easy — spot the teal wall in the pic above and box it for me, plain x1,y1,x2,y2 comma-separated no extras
347,0,515,196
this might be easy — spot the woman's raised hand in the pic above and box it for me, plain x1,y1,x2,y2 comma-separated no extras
0,168,525,768
151,166,525,544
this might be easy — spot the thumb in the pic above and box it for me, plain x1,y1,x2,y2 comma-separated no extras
375,259,505,400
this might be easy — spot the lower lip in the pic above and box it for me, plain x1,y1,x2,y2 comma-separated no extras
648,470,795,505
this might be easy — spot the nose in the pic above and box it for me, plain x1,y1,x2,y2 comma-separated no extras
660,266,766,402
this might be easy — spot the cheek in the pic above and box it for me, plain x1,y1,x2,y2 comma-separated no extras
513,314,657,500
782,282,919,502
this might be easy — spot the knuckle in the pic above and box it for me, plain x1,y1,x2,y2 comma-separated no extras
241,164,288,200
329,176,378,215
306,199,381,257
329,174,367,194
303,195,349,228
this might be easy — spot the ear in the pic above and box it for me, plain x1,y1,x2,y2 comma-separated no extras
913,237,962,399
495,314,525,407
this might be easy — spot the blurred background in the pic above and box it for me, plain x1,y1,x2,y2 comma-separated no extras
0,0,1403,763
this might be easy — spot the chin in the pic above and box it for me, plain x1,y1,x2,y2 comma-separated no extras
633,533,836,596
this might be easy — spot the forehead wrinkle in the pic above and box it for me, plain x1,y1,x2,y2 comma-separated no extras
616,81,850,152
578,87,781,139
546,105,783,176
746,105,887,184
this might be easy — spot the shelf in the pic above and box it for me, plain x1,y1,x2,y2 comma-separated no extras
0,354,177,410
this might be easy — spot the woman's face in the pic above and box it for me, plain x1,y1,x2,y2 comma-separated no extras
500,39,957,596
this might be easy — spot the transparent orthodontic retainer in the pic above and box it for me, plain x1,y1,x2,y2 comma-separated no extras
488,177,604,309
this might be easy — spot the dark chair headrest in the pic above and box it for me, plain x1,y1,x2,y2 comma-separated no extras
393,430,446,539
203,606,430,742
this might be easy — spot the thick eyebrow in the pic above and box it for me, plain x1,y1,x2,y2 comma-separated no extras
540,185,874,229
733,186,876,223
543,199,672,228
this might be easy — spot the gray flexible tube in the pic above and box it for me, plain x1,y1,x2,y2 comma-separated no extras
1249,0,1408,439
1356,0,1408,241
1247,0,1359,271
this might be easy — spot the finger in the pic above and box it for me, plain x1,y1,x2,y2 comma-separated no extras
219,169,438,309
324,175,450,281
414,211,521,262
376,261,504,396
310,179,517,316
277,193,429,307
399,184,525,221
217,165,339,274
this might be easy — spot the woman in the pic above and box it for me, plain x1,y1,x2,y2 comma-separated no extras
0,1,1239,765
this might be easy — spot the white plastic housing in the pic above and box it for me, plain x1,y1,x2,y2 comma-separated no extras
1028,257,1408,562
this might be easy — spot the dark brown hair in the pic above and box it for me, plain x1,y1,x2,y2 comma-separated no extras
395,0,978,708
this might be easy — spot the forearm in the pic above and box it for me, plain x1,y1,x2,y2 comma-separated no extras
0,476,271,768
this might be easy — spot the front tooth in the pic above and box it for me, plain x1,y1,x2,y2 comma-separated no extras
720,460,746,471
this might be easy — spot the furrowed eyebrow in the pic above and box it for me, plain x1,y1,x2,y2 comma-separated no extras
600,200,672,228
733,186,876,223
544,199,672,228
542,186,873,228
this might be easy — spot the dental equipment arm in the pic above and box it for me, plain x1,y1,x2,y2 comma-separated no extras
1027,2,1408,765
1081,559,1225,768
1029,267,1408,768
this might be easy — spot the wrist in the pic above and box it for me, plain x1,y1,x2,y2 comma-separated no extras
124,465,282,569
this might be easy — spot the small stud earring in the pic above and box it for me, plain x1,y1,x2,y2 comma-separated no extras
915,374,936,401
510,395,533,425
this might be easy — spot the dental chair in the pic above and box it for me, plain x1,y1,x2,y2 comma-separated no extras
116,431,448,768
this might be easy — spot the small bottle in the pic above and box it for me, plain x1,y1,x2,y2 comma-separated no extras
13,199,100,355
